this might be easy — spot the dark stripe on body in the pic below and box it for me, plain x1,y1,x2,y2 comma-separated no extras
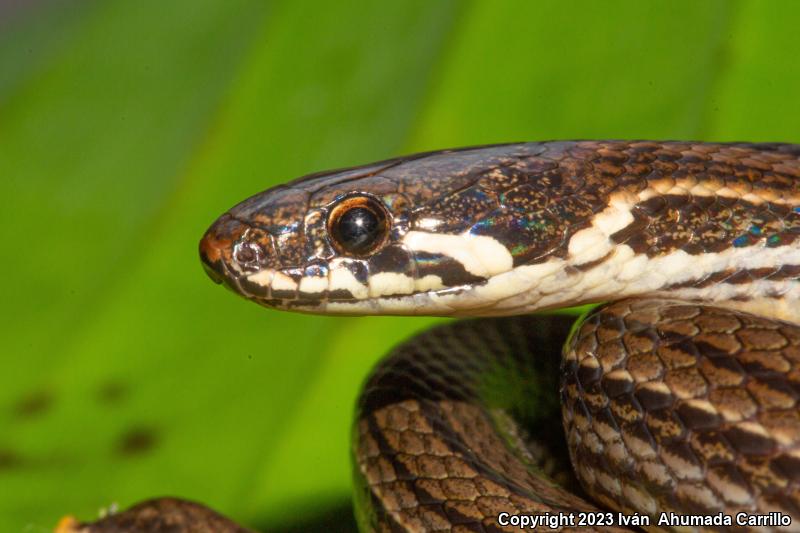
612,195,800,258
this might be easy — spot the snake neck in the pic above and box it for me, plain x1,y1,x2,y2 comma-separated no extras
438,186,800,323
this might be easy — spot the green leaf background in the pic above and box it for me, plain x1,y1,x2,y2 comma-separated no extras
1,1,799,531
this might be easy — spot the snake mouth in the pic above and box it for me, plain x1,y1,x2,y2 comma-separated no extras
202,260,224,284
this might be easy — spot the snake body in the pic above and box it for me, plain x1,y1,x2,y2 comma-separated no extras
195,141,800,532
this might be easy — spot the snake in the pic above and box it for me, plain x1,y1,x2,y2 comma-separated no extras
64,141,800,533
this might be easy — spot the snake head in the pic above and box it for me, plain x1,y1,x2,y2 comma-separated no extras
200,144,575,315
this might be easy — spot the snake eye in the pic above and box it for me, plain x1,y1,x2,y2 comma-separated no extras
328,195,389,256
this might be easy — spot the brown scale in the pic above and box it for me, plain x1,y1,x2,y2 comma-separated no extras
563,299,800,531
354,315,629,533
628,195,786,258
499,184,551,213
411,185,500,234
469,208,568,265
56,499,255,533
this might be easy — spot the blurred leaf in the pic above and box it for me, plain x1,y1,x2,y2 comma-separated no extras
1,1,799,532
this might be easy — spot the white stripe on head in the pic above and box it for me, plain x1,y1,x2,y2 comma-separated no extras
403,231,513,278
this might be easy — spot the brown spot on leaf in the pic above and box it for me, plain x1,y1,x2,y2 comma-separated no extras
14,389,54,419
0,448,22,470
116,425,159,457
97,380,128,406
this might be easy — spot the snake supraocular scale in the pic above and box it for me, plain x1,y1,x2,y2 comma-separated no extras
196,141,800,533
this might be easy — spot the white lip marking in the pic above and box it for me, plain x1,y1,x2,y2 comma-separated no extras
403,231,512,277
328,260,369,299
299,275,328,294
271,272,298,292
368,272,414,297
324,300,377,315
414,274,445,292
247,269,274,287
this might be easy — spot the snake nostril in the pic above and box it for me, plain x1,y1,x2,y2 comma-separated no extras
233,240,264,269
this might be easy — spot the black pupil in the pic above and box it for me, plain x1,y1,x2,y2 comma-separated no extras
335,207,381,254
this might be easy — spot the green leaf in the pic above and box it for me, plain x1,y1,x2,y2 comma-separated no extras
1,1,799,531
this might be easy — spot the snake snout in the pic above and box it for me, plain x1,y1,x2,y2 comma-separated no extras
199,213,247,285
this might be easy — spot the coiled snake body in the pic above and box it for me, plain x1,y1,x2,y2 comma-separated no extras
196,141,800,533
64,142,800,533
